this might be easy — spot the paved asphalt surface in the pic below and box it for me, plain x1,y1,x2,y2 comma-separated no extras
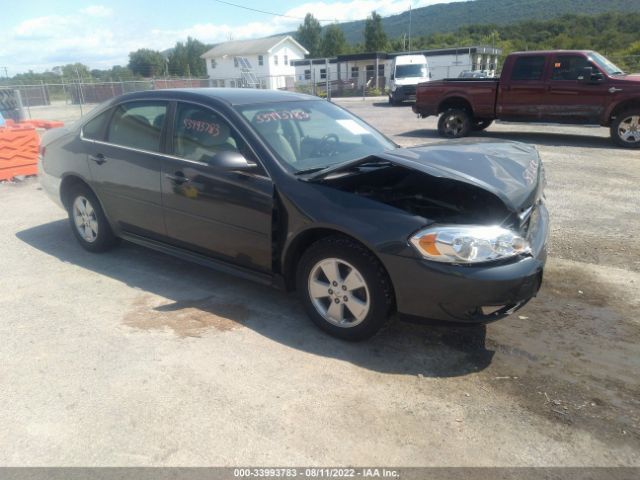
0,98,639,466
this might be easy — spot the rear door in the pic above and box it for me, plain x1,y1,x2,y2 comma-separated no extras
498,55,549,121
160,101,273,272
86,100,168,238
539,53,609,123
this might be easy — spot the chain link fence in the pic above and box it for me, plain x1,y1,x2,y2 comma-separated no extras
8,53,639,124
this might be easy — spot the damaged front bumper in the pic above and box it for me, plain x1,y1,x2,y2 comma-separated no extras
384,202,549,325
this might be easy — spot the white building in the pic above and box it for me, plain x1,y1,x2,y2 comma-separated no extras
293,46,502,92
201,35,309,90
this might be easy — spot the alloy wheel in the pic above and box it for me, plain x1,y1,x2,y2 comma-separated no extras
308,258,370,328
618,115,640,144
443,113,465,136
72,196,99,243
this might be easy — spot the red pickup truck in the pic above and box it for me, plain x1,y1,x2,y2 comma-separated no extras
413,50,640,148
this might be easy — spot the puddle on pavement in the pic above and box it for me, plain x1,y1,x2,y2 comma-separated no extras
124,294,249,337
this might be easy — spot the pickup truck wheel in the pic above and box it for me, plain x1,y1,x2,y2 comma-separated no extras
297,236,394,341
438,108,472,138
611,111,640,148
473,119,493,131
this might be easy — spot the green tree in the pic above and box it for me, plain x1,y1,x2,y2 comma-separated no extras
110,65,137,81
364,11,388,52
296,13,322,57
320,24,347,57
168,37,210,77
59,63,91,80
128,49,166,77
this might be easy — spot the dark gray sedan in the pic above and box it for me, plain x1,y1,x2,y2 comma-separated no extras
39,88,548,340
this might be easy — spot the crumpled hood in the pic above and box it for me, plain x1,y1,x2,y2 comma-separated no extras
377,140,543,212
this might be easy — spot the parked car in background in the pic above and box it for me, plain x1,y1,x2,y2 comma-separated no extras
458,70,491,78
414,50,640,148
388,54,431,105
39,88,548,340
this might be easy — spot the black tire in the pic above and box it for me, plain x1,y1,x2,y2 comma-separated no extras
296,235,394,341
437,108,472,138
66,184,118,253
472,119,493,131
388,94,399,106
610,110,640,148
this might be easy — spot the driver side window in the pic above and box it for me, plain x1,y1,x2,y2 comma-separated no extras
551,55,592,81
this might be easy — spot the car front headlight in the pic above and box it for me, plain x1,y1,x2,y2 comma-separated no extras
410,225,530,264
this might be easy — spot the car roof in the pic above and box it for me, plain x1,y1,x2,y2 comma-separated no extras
509,50,594,56
115,88,318,106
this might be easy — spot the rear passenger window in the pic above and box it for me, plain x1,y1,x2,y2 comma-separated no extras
511,56,546,81
106,102,167,152
82,109,112,140
173,103,242,163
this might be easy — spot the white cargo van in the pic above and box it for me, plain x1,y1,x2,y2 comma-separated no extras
388,54,430,105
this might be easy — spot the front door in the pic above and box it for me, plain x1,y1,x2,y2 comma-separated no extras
161,102,273,272
540,54,609,124
86,100,168,238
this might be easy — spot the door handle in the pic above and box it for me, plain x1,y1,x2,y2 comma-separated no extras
608,87,623,94
165,171,188,184
89,153,106,165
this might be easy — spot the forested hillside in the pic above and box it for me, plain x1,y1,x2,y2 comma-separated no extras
408,12,640,71
336,0,640,44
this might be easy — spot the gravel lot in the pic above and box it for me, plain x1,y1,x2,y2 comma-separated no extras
1,97,639,466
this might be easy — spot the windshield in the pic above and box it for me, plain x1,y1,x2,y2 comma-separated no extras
590,52,625,75
395,64,428,78
238,100,396,173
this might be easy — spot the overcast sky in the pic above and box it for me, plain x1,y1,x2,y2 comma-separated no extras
0,0,465,74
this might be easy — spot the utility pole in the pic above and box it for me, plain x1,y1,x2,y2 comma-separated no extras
408,4,412,52
1,67,8,79
325,58,330,101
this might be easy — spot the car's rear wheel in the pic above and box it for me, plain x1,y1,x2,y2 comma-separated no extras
472,119,493,131
438,108,472,138
611,111,640,148
297,236,394,341
67,184,117,252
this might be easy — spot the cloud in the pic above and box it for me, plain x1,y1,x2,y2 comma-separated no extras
80,5,113,18
152,0,459,45
12,15,74,39
1,0,461,73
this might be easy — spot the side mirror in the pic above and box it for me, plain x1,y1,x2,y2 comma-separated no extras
578,67,604,84
209,150,256,171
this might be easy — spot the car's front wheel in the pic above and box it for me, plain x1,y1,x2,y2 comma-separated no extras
297,236,394,341
67,184,117,252
438,108,472,138
611,111,640,148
